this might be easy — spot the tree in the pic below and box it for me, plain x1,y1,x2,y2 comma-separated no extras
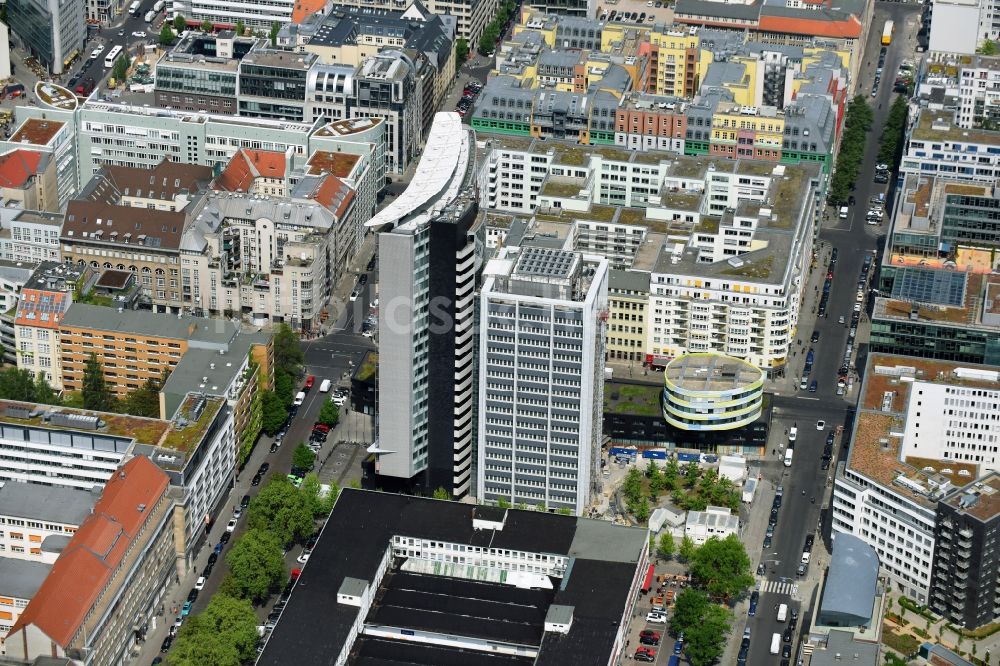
496,496,510,509
273,324,304,376
663,456,680,491
121,375,162,418
224,528,286,601
269,20,281,46
159,23,175,46
684,603,731,666
247,476,314,545
455,37,469,63
670,587,709,637
679,535,698,562
432,487,450,500
982,39,998,55
689,534,754,601
32,372,60,405
317,398,340,427
622,467,643,504
684,461,700,487
260,390,287,435
633,496,651,523
302,472,337,517
173,13,187,32
235,19,245,36
169,593,259,665
82,353,116,412
0,367,37,402
657,532,675,560
201,19,213,33
647,460,664,495
112,54,130,83
167,614,242,666
292,442,316,471
274,370,294,407
556,507,573,515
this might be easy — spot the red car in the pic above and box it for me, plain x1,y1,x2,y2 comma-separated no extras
312,423,330,434
304,375,315,390
640,630,661,640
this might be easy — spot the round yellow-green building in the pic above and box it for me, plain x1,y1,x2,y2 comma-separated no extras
661,353,765,431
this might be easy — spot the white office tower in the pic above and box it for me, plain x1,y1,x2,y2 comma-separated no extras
368,112,481,498
477,246,609,515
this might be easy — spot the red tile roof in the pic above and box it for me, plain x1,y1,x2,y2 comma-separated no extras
0,150,44,188
215,149,287,193
308,174,356,219
8,456,170,648
292,0,327,24
15,288,71,329
758,14,862,39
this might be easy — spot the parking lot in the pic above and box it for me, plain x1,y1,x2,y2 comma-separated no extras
599,0,675,26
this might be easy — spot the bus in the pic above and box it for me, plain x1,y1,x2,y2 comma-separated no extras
882,19,894,45
128,0,140,16
104,45,123,69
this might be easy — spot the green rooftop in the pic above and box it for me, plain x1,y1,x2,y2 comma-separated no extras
354,350,378,383
721,254,774,279
160,395,225,452
0,400,170,446
540,178,586,197
604,382,664,417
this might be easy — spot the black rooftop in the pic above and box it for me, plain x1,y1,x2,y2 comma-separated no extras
257,490,647,666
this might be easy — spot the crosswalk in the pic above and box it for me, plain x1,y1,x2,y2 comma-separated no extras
760,579,799,596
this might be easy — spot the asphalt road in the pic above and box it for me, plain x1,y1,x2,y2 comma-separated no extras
61,0,163,90
742,3,921,664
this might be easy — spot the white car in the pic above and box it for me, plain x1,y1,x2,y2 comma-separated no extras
349,289,360,302
296,550,311,564
331,394,347,406
132,31,147,37
789,426,798,442
94,44,105,53
854,302,862,312
816,420,826,431
226,518,238,533
646,612,667,623
195,576,206,590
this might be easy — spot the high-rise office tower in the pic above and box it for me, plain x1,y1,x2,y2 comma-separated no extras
373,192,484,497
477,245,609,514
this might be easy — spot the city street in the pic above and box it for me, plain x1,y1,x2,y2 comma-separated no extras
741,3,922,665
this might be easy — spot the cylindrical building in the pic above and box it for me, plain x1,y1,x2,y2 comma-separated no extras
661,353,764,431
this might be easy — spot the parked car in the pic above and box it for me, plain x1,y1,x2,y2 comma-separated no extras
251,473,263,486
195,576,206,590
241,494,251,509
226,518,238,532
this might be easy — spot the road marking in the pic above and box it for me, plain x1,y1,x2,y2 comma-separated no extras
796,396,821,401
761,579,797,595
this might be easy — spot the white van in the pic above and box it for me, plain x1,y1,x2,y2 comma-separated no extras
770,633,781,654
788,426,798,442
777,603,788,622
319,379,332,393
838,206,849,219
293,391,305,406
783,448,793,467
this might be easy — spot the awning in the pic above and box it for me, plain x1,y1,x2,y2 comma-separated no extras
641,563,655,592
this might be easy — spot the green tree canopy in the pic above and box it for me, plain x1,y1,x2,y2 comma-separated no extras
317,398,340,427
201,19,213,32
292,442,316,471
684,603,731,666
273,324,304,375
432,487,450,500
657,532,675,559
247,476,314,545
301,472,337,518
679,534,698,562
224,528,285,601
670,587,709,636
235,19,245,36
32,372,60,405
112,54,129,83
689,534,754,601
121,374,164,418
981,39,998,55
456,37,469,63
82,353,116,412
173,14,187,31
260,390,287,435
269,20,281,45
0,367,38,402
167,614,241,666
159,23,175,46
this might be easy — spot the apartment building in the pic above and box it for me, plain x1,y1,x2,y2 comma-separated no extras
308,116,389,228
215,148,293,197
6,0,85,74
0,558,51,651
0,118,77,209
368,114,480,497
239,44,317,122
0,209,61,264
0,262,38,365
0,149,59,212
0,482,97,563
930,472,1000,629
831,355,1000,603
291,2,456,120
171,0,296,30
181,182,356,330
14,263,89,389
6,456,174,665
478,137,823,374
607,269,650,362
957,54,1000,129
477,245,609,514
900,109,1000,183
